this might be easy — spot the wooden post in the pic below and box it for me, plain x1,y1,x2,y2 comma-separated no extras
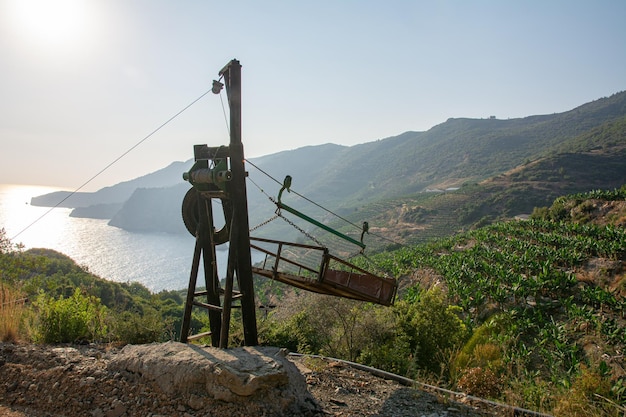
220,59,258,346
180,59,258,347
180,192,222,346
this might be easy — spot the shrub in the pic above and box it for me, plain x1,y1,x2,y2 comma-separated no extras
500,375,557,414
34,288,108,343
260,307,327,354
358,334,411,376
552,365,616,417
110,307,172,344
451,315,505,382
457,367,502,398
395,286,469,376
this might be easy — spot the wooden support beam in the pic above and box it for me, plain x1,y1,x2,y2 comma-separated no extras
221,59,258,346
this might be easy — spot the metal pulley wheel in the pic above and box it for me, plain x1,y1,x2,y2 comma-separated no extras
181,187,229,245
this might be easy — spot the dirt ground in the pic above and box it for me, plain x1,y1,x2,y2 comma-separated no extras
0,342,507,417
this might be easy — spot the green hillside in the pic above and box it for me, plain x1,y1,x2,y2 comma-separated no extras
379,188,626,415
263,187,626,416
247,91,626,249
3,187,626,416
33,91,626,242
292,91,626,209
343,143,626,251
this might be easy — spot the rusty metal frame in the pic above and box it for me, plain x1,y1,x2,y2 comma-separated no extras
250,237,397,306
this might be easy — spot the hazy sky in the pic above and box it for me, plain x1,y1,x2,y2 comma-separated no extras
1,0,624,191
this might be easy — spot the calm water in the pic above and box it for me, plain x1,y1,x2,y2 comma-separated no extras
0,184,261,292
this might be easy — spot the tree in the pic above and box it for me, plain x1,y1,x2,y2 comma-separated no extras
0,228,15,254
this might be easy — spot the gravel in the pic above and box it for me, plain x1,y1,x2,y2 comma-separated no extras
0,342,495,417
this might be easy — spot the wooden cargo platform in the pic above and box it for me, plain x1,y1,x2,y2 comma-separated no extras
250,237,397,306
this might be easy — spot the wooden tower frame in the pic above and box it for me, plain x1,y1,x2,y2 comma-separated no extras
180,59,258,347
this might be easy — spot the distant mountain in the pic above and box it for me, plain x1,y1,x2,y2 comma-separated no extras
31,91,626,242
299,91,626,209
107,184,190,234
69,203,123,219
356,144,626,250
31,161,191,208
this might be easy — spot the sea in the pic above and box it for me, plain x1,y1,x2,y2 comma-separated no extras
0,184,263,293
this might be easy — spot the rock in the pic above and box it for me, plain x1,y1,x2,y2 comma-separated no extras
187,394,204,410
105,402,126,417
81,376,96,386
107,341,319,415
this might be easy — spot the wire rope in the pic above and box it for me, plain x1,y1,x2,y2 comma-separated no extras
246,175,274,201
10,87,215,241
244,146,398,277
244,159,360,229
288,353,555,417
244,158,404,247
217,75,230,136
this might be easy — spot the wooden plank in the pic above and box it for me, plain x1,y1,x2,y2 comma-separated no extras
187,331,213,341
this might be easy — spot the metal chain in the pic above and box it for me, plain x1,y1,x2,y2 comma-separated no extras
277,211,325,247
249,196,324,246
249,213,279,233
249,196,393,278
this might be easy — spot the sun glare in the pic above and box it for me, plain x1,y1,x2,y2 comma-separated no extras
6,0,94,52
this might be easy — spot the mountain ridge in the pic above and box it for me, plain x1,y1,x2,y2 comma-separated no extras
30,161,190,208
30,91,626,243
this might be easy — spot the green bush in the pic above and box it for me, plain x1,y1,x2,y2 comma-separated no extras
451,315,505,381
110,307,172,344
394,286,469,376
260,308,326,354
34,288,108,343
358,332,411,376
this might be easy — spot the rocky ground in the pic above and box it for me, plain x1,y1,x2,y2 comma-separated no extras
0,342,510,417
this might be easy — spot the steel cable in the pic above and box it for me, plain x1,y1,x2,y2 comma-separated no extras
11,87,214,241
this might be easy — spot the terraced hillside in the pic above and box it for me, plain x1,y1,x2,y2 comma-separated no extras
361,188,626,415
348,144,626,249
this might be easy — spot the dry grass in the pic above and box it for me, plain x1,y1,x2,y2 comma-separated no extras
0,284,27,342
